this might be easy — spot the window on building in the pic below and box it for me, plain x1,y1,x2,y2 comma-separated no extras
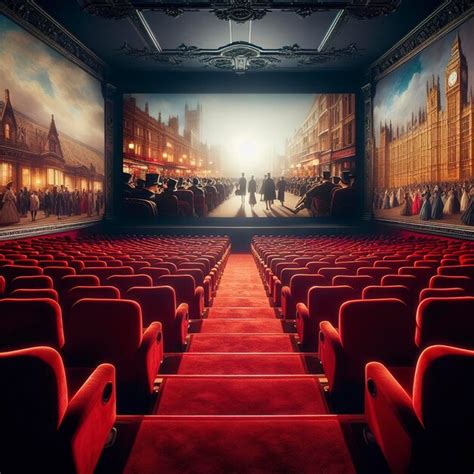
47,168,64,186
21,168,31,188
4,123,10,140
0,162,13,185
344,123,353,146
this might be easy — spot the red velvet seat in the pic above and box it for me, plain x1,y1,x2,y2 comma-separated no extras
318,267,352,281
65,286,121,317
0,275,5,296
38,260,68,268
357,267,392,284
273,267,310,307
138,267,171,285
428,274,474,294
0,346,115,473
374,260,410,272
126,286,189,352
10,288,59,302
399,266,436,290
43,266,76,286
0,298,64,350
319,298,416,410
10,275,54,291
106,274,153,297
296,285,358,351
64,298,163,411
332,275,375,296
13,258,39,266
0,265,43,289
362,285,412,307
149,262,177,274
415,296,474,349
175,268,212,305
365,345,474,473
80,266,134,284
437,264,474,279
281,274,326,320
418,287,465,302
125,261,151,272
158,274,204,319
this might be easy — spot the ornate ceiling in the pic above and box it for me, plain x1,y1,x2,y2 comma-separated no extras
31,0,447,73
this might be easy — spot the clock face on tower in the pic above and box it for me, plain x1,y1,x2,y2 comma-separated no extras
448,70,458,87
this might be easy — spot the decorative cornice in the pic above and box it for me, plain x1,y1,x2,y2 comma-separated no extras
116,41,360,72
371,0,474,80
78,0,401,22
1,0,107,80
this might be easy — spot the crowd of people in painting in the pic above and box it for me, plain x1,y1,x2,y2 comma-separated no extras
374,181,474,226
123,173,235,217
0,182,104,226
124,169,357,219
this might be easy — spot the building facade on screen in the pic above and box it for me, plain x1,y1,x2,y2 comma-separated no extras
285,94,356,177
123,96,217,178
374,34,474,189
0,14,105,228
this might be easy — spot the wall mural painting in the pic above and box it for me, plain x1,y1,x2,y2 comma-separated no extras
0,14,105,231
373,16,474,228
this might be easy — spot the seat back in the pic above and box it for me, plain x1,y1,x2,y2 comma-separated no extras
0,265,43,286
437,265,474,279
412,345,474,466
418,287,466,302
0,347,68,465
415,297,474,349
319,267,352,281
10,275,54,291
57,274,100,297
10,288,59,302
138,267,170,285
332,275,375,296
106,274,153,296
65,299,143,367
308,285,358,327
175,268,204,285
0,298,64,350
150,262,177,274
429,275,473,294
157,275,195,303
357,267,392,284
289,274,326,304
67,286,120,309
362,285,412,306
43,266,76,285
399,266,435,290
340,299,415,381
80,266,134,284
280,267,309,287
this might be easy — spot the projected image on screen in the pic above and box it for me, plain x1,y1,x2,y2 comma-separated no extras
122,94,356,219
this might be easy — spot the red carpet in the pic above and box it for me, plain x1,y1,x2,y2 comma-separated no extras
160,354,322,375
207,307,276,319
188,334,296,352
155,376,327,415
212,296,270,307
102,417,356,474
191,319,285,334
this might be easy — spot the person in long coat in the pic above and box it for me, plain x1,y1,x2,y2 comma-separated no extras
248,175,257,208
276,177,286,205
238,173,247,205
0,182,20,225
262,173,276,211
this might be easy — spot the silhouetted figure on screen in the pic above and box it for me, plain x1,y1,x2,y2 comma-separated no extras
248,175,257,208
238,173,247,205
262,173,276,211
276,177,286,205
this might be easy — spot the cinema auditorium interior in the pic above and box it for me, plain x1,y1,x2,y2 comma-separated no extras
2,1,474,473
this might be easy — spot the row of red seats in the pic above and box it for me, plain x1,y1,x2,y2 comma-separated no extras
252,235,474,472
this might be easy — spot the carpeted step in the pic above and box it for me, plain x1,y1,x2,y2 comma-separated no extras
160,353,322,375
98,417,356,474
212,296,270,307
155,376,327,415
207,307,276,319
190,319,287,334
188,334,297,352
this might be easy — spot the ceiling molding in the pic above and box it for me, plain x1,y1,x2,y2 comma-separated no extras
116,40,359,73
78,0,402,23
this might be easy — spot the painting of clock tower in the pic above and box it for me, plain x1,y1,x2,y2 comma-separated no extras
445,33,468,179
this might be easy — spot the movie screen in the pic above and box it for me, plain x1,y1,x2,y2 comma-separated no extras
122,93,356,219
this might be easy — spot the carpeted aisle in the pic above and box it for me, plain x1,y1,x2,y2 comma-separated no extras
156,253,327,415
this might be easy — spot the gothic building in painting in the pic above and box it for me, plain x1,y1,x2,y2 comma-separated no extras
374,35,474,189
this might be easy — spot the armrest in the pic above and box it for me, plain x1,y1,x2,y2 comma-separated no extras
175,302,189,346
139,322,163,393
60,364,116,474
194,285,205,318
281,285,293,319
273,279,282,306
203,276,212,306
296,302,310,320
365,362,421,474
319,321,344,394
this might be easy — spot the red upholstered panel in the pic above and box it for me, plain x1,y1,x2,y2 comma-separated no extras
67,286,120,307
10,275,54,291
418,287,465,302
0,265,43,283
43,266,76,284
139,267,170,285
0,275,5,296
291,274,327,304
429,275,474,293
58,274,100,295
158,274,195,301
80,266,134,284
106,274,153,296
357,267,392,284
413,345,474,433
65,298,143,369
437,265,474,279
10,288,59,302
362,285,411,306
0,298,64,350
415,297,474,349
332,275,375,296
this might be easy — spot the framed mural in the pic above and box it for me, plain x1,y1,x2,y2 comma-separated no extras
370,6,474,235
0,9,106,239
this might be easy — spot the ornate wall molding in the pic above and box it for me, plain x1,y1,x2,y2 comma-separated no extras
103,83,116,220
370,0,474,81
1,0,107,81
79,0,401,23
116,41,359,73
362,83,374,221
